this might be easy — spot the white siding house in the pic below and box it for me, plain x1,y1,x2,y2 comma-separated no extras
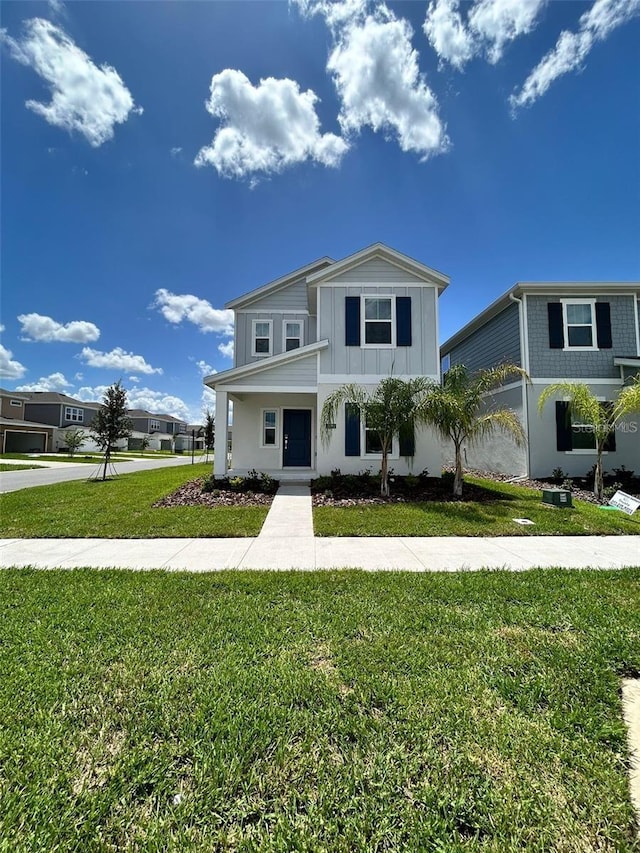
205,243,449,479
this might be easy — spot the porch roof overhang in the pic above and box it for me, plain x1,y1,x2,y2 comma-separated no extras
204,340,328,392
614,356,640,368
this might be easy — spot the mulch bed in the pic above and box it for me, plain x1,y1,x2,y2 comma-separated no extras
311,477,508,507
153,478,275,508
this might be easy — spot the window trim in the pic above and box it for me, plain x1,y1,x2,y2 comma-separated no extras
64,406,84,423
360,294,396,349
562,298,597,352
260,408,279,449
361,418,398,460
283,320,303,352
149,419,161,432
562,395,612,454
252,319,273,358
441,353,451,376
9,399,23,407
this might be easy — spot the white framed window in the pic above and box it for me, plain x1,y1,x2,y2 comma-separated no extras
361,295,395,347
261,409,278,447
561,397,614,453
283,321,303,352
65,406,84,423
10,399,22,407
252,320,273,357
362,419,397,458
150,419,161,431
562,299,597,350
441,354,451,375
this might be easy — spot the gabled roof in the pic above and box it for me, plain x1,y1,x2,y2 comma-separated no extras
441,281,640,354
205,339,328,388
306,243,450,291
226,257,334,310
18,391,101,408
127,409,185,423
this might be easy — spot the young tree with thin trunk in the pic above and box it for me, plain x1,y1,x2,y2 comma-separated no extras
320,377,433,497
203,408,215,464
420,363,529,497
538,376,640,502
63,428,86,457
90,382,133,481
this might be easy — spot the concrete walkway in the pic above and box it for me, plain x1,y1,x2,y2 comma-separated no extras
1,481,638,571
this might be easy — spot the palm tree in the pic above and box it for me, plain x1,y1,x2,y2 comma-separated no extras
420,363,528,497
538,375,640,502
320,376,433,497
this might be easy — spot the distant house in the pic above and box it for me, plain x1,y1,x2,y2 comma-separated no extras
127,409,188,451
16,391,103,453
440,282,640,478
204,243,448,479
0,388,55,453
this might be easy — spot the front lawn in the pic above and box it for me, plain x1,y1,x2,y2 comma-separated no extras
314,475,639,536
0,569,638,851
0,462,46,472
0,463,267,538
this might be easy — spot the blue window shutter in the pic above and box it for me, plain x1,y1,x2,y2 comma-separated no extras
396,297,412,346
345,403,360,456
399,425,415,457
595,302,612,349
345,297,360,346
548,303,564,349
555,401,572,451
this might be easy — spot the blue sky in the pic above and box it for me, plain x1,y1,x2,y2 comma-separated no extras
2,0,639,422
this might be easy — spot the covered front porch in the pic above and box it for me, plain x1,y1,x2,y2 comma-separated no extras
213,390,318,479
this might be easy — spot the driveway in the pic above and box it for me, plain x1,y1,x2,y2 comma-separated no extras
0,455,207,493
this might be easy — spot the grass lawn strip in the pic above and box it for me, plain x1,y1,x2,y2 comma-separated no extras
1,569,638,851
314,475,639,536
0,462,46,472
0,463,267,538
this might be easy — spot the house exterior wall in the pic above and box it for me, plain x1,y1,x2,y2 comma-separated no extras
527,382,639,479
316,382,443,477
317,282,439,377
241,276,309,311
228,354,317,388
1,395,27,419
332,258,426,284
526,294,637,378
446,302,521,373
22,402,61,426
234,312,312,367
130,417,151,432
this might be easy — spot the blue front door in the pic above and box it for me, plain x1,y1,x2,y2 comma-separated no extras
283,409,311,467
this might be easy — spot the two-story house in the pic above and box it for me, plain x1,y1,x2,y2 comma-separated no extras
0,388,55,453
205,243,448,479
18,391,104,452
440,282,640,479
127,410,188,451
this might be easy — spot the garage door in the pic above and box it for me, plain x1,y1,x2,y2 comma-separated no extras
4,431,47,453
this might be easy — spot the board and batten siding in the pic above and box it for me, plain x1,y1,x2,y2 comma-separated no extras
234,312,313,367
229,354,317,388
239,276,309,312
526,294,638,379
447,303,521,374
330,258,427,284
318,283,439,376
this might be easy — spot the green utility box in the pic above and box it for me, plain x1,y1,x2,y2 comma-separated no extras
542,488,573,508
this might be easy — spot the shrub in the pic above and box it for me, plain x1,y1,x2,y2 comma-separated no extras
551,467,565,482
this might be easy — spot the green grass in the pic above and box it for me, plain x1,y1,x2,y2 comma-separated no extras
0,463,267,538
314,475,639,537
1,569,638,851
0,462,46,472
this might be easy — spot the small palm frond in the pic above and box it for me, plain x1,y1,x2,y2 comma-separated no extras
538,382,609,430
612,375,640,425
320,383,370,447
473,363,529,395
471,409,527,447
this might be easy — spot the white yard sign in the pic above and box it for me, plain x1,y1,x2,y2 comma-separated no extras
608,490,640,516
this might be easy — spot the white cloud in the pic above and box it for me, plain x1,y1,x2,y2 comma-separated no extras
194,69,348,179
77,383,193,421
327,10,448,158
170,146,183,157
1,18,142,146
75,384,109,403
79,347,162,375
0,344,27,379
423,0,474,69
424,0,547,67
511,0,640,109
128,375,140,383
196,359,214,376
74,372,83,381
0,324,5,333
16,371,71,391
154,289,234,336
18,312,100,343
218,341,234,360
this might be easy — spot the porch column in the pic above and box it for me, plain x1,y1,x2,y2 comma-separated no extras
214,390,228,478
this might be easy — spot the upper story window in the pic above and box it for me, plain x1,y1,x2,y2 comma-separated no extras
10,399,23,407
252,320,273,357
65,406,83,423
563,299,596,349
150,419,161,431
284,321,303,351
441,354,451,376
362,296,395,346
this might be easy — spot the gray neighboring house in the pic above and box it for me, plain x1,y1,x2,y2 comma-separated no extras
0,388,55,452
127,410,188,451
440,282,640,479
22,391,103,452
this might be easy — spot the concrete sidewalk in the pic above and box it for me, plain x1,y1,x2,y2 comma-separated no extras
0,535,637,572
